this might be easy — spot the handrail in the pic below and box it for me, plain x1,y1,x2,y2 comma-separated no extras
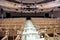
15,35,20,40
1,35,8,40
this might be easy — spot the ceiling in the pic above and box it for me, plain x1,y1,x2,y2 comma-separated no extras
0,0,60,18
2,0,55,3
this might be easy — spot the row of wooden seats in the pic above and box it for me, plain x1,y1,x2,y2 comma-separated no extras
2,18,26,24
0,18,26,29
0,29,24,38
37,26,60,34
34,24,59,29
46,37,58,40
0,29,16,36
46,28,60,34
31,18,60,24
0,29,23,40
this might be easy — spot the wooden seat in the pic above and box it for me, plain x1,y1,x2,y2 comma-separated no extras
47,37,58,40
46,28,54,34
55,28,60,34
9,29,17,36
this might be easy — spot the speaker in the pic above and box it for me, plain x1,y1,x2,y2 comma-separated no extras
26,16,31,20
45,13,49,18
6,12,11,18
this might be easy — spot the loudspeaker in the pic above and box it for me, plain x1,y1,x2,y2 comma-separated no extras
26,16,31,20
6,12,11,18
45,13,49,18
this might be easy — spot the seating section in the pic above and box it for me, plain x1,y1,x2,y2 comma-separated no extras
31,18,60,35
0,18,26,37
0,18,60,40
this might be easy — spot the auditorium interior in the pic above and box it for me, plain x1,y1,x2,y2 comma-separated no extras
0,0,60,40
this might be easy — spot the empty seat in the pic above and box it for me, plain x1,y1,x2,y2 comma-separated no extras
47,37,58,40
55,28,60,34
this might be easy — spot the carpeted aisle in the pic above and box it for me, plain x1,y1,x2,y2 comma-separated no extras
22,20,45,40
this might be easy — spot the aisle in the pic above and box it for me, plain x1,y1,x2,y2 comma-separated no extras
22,20,44,40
